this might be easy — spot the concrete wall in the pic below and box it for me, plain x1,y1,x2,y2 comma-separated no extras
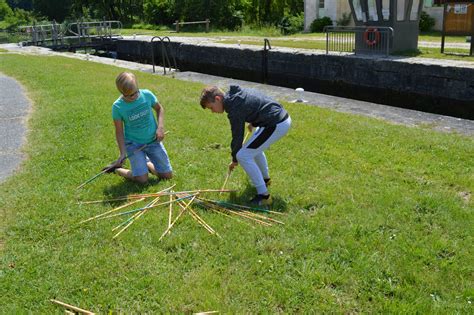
115,40,474,119
304,0,319,32
424,6,444,31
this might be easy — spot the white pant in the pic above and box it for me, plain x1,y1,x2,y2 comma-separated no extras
236,117,291,194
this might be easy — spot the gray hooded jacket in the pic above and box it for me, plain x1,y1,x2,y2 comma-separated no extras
224,85,288,162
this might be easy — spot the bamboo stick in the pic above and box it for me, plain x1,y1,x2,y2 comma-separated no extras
159,195,197,241
76,143,148,190
78,184,176,204
78,186,232,205
100,194,196,219
168,193,173,231
243,130,251,144
111,209,143,232
196,197,271,226
224,208,273,226
79,198,145,225
50,299,95,315
177,200,217,236
219,170,232,195
241,210,284,225
198,197,284,215
196,199,255,228
198,198,255,229
187,207,216,235
112,195,161,238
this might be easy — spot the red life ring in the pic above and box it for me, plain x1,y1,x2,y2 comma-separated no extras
364,28,380,46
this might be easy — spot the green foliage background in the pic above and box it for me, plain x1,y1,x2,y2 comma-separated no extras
3,0,305,30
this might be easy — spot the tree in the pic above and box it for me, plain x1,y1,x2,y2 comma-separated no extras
1,0,13,19
33,0,73,22
7,0,32,10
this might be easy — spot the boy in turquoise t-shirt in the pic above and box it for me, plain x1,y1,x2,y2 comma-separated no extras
106,72,172,183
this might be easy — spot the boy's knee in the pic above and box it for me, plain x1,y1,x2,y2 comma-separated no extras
134,174,149,184
236,149,252,163
159,172,173,180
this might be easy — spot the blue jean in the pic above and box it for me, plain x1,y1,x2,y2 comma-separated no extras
126,140,172,177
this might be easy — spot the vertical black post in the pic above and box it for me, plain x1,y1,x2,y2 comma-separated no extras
471,17,474,56
441,3,447,54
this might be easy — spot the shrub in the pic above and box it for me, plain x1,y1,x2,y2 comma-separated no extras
279,13,304,35
419,11,435,32
336,12,351,26
310,16,332,32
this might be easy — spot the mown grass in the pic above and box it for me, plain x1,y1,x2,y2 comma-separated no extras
122,28,469,43
0,54,473,313
419,31,469,43
396,47,474,61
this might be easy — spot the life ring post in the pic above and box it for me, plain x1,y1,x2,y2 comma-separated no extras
364,27,381,47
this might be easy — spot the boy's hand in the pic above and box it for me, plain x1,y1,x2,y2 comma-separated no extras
156,127,165,141
229,161,238,172
102,156,125,173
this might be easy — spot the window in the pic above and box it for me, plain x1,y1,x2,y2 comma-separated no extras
368,0,378,21
410,0,421,20
382,0,390,20
352,0,364,21
397,0,406,21
319,0,325,9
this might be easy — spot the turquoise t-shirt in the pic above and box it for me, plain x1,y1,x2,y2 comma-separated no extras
112,89,159,144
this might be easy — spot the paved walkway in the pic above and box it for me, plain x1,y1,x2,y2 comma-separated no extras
0,73,30,183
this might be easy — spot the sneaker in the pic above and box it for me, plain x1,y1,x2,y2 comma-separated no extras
264,178,271,187
249,194,272,206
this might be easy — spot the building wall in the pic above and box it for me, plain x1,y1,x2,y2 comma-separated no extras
304,0,318,32
305,0,443,32
424,6,444,31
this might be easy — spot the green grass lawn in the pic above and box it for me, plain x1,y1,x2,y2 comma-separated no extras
419,31,469,43
221,39,474,61
0,54,473,313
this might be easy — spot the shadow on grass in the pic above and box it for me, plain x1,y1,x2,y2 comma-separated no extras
227,184,288,213
101,175,165,206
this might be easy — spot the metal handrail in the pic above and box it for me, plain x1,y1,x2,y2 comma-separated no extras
18,22,65,45
324,26,394,56
262,38,271,84
67,20,122,38
151,36,178,75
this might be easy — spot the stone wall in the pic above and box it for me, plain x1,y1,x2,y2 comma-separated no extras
115,40,474,119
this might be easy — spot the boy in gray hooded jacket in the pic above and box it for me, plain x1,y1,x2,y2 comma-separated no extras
200,85,291,206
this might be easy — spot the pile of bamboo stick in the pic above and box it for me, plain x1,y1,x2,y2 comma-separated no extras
78,185,283,240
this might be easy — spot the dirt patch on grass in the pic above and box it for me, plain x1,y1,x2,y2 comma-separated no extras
458,191,471,204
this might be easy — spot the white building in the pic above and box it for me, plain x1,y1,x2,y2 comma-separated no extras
304,0,444,32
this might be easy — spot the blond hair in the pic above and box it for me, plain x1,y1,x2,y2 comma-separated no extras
200,85,224,108
115,72,138,95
